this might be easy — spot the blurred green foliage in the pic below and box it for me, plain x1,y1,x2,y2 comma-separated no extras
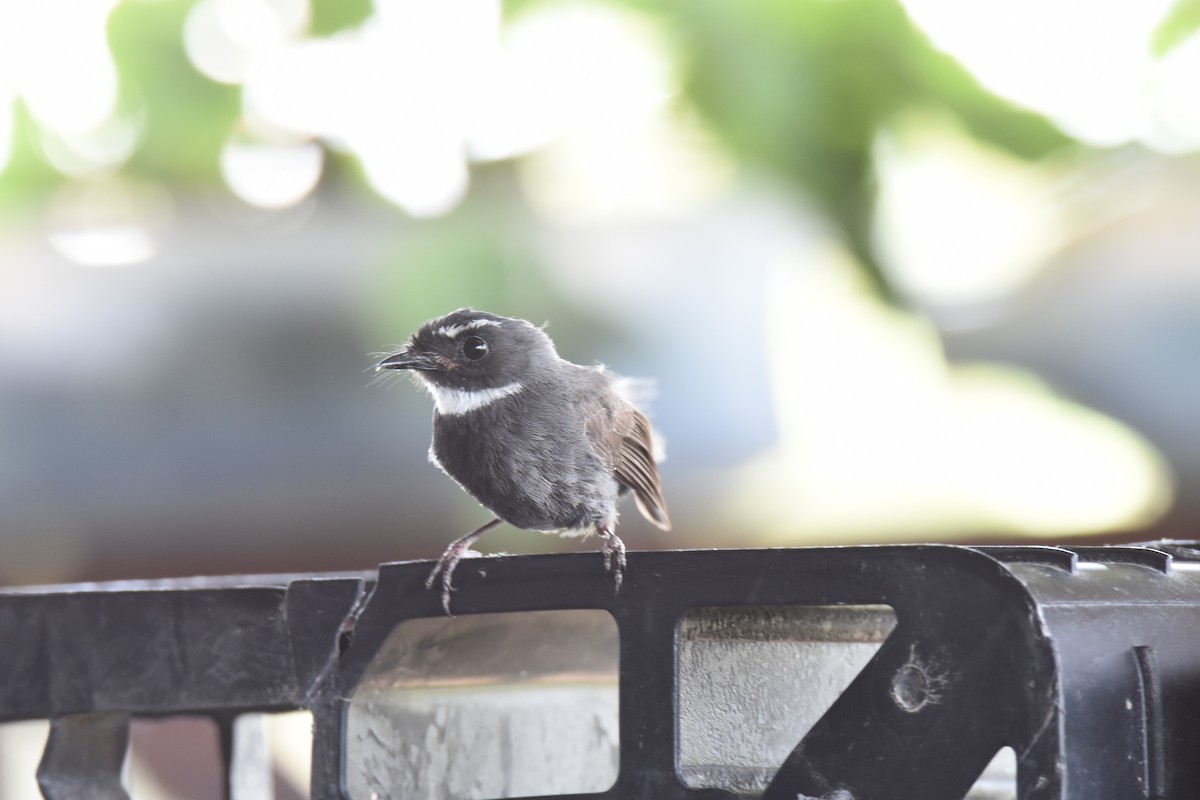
0,107,60,210
6,0,1188,299
364,166,623,357
311,0,374,36
662,0,1074,300
1154,0,1200,55
108,1,240,184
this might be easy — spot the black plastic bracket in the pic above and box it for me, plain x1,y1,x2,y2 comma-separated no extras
2,543,1199,799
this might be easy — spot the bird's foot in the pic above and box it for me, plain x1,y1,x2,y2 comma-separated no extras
425,542,480,615
598,527,627,594
426,517,503,615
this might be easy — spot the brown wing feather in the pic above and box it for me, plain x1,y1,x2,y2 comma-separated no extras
617,407,671,529
583,379,670,530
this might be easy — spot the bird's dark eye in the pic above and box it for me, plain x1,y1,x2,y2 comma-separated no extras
463,336,489,361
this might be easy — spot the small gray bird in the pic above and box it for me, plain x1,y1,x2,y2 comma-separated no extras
377,309,670,612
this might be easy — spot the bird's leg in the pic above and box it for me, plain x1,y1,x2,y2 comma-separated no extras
426,517,503,615
597,524,626,594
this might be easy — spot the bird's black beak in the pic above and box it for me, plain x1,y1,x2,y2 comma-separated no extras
376,350,441,372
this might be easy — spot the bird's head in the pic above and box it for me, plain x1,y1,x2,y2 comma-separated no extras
377,309,558,395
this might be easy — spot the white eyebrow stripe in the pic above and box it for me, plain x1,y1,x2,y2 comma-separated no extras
434,319,502,339
426,381,523,415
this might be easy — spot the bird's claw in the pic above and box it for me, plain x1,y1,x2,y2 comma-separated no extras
424,518,503,615
426,542,477,615
599,529,626,594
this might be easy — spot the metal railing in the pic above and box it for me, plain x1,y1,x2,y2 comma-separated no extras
2,543,1196,799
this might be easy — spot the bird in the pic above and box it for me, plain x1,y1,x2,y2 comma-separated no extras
376,308,670,613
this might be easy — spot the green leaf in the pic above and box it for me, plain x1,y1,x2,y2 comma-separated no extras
107,0,239,184
311,0,373,37
913,36,1074,161
1153,0,1200,56
666,0,1079,303
0,103,62,209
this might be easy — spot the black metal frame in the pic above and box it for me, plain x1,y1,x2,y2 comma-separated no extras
3,542,1198,799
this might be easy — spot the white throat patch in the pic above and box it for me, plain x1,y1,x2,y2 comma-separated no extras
425,381,523,415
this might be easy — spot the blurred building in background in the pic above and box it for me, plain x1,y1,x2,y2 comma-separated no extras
0,0,1197,582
